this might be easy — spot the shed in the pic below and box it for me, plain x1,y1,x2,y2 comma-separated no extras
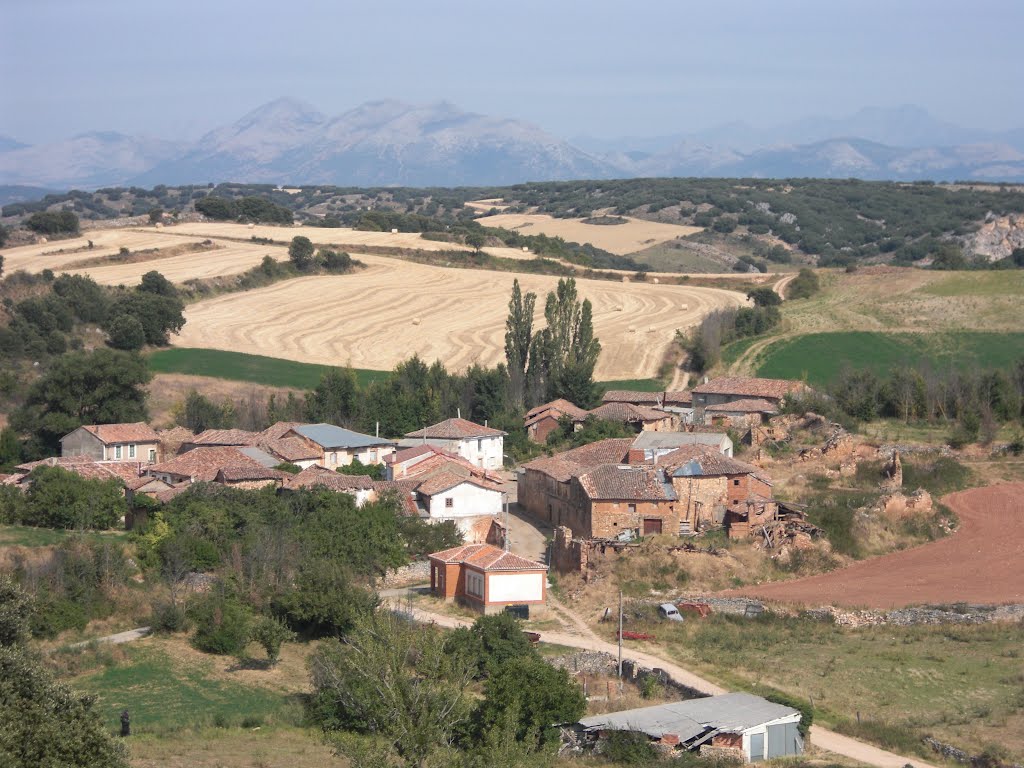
578,692,802,762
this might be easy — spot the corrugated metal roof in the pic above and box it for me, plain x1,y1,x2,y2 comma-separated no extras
579,693,798,738
292,423,394,449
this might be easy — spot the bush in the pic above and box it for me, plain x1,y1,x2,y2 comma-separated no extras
786,268,820,300
106,314,147,351
601,729,658,764
150,600,189,634
31,596,88,639
189,590,252,655
250,616,296,663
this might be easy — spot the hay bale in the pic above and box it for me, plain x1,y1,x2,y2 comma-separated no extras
652,277,659,284
412,317,421,326
628,325,636,333
248,223,256,229
680,303,689,311
391,228,399,234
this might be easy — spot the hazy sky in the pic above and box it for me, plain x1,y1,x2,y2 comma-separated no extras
2,0,1022,144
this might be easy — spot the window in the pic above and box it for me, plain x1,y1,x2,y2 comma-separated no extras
445,497,454,509
128,444,136,458
733,479,740,486
466,571,484,597
330,452,337,464
627,504,637,515
114,445,122,459
148,449,157,462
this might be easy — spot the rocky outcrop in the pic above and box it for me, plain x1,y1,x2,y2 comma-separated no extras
962,213,1024,262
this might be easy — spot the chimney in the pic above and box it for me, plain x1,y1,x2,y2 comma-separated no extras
375,421,379,438
457,407,461,419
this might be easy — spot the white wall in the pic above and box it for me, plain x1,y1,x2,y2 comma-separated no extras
414,436,504,469
741,713,803,762
487,572,544,603
427,483,502,519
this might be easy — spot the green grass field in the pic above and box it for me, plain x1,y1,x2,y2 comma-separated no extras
920,270,1024,297
70,640,304,736
0,525,127,548
755,331,1024,387
148,348,389,389
152,348,663,394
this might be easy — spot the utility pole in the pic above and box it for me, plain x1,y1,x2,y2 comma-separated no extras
617,588,623,681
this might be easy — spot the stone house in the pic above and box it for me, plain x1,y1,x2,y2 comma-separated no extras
179,428,261,453
587,402,677,432
145,446,280,485
402,418,506,470
628,431,734,462
525,399,589,444
282,465,376,505
691,377,805,422
520,438,680,538
660,446,775,535
703,398,778,428
213,465,290,490
661,390,694,425
428,543,547,615
60,423,162,463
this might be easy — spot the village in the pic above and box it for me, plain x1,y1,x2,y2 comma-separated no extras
6,367,1005,766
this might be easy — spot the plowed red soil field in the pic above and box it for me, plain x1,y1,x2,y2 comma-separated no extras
727,483,1024,609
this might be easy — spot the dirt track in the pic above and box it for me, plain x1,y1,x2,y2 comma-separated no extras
728,483,1024,609
174,256,746,381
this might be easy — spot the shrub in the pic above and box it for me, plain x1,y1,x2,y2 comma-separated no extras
150,600,189,634
601,730,658,764
189,590,252,655
250,616,295,663
31,596,88,639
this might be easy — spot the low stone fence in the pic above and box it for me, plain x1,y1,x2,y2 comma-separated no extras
381,560,430,588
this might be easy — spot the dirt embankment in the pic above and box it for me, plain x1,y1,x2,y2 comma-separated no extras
724,483,1024,609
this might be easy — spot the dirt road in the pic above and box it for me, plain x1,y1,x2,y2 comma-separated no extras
725,483,1024,609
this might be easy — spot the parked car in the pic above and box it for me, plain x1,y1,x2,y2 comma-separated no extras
657,603,684,622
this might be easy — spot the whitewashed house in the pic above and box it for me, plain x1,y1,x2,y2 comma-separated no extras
402,418,506,470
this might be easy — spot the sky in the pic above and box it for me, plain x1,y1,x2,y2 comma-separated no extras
1,0,1022,144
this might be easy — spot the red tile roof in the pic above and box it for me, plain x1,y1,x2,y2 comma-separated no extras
415,470,503,497
660,446,767,480
705,398,779,414
405,418,506,439
158,426,194,455
187,429,261,447
80,422,160,444
15,456,143,484
385,444,439,465
662,390,692,406
601,390,663,406
588,402,672,424
371,479,422,516
576,464,675,501
692,377,804,400
216,465,290,483
526,399,589,421
523,438,634,483
147,447,266,482
257,437,320,463
284,465,375,491
428,543,547,572
260,421,305,440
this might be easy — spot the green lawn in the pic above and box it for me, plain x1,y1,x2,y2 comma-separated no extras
71,641,304,736
919,270,1024,297
0,525,127,548
755,331,1024,387
148,348,389,389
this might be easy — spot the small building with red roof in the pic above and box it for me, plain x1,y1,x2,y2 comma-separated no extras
402,417,506,470
428,543,548,615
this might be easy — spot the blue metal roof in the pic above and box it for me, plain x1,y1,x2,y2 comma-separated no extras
292,423,395,449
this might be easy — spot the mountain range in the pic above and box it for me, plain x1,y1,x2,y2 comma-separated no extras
1,99,1022,191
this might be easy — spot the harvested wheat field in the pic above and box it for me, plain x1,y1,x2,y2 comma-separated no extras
727,483,1024,609
1,230,212,274
165,221,473,252
474,213,702,255
174,256,745,380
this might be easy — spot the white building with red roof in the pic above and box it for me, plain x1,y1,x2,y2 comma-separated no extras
402,417,506,470
428,543,547,615
60,423,162,463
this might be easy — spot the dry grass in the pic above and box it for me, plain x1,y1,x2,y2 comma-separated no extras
172,258,745,380
474,212,703,255
2,230,211,274
166,221,473,252
128,727,340,768
147,374,302,428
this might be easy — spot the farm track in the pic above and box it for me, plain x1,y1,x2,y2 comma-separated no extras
723,483,1024,609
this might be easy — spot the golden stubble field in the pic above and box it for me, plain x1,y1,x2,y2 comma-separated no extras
174,256,746,380
473,212,703,255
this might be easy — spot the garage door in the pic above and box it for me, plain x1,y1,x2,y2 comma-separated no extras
766,722,802,758
643,518,663,535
